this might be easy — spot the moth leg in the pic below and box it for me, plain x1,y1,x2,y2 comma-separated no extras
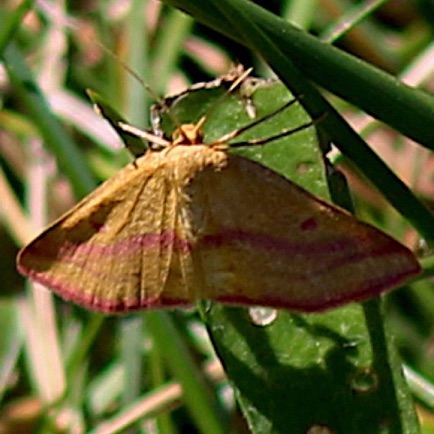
212,97,301,145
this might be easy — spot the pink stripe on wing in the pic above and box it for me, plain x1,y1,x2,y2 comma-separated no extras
199,230,397,259
28,231,192,261
20,269,191,313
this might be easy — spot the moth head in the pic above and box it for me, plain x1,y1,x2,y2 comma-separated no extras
172,116,206,145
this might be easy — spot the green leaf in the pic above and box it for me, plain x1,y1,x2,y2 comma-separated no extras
157,75,420,434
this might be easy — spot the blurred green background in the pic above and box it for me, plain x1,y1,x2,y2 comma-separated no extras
1,1,434,433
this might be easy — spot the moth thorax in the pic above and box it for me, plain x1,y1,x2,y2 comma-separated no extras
173,123,204,145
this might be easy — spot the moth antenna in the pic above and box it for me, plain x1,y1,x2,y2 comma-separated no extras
229,112,327,148
195,66,254,130
227,67,253,92
213,96,303,145
153,65,255,137
195,116,207,131
95,41,185,132
96,41,160,102
118,122,172,149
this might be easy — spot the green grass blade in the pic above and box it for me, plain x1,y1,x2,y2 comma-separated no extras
3,44,96,198
0,0,34,56
145,312,227,434
151,9,194,92
320,0,387,43
125,0,151,128
0,300,22,404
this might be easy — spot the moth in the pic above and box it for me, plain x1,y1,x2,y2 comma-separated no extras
17,74,421,313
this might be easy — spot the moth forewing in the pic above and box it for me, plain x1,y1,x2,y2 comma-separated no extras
17,71,421,313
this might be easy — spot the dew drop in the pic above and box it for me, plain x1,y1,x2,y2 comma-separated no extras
350,368,378,393
417,238,433,257
248,307,278,326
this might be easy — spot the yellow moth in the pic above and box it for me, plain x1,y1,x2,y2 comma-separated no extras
16,75,421,313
